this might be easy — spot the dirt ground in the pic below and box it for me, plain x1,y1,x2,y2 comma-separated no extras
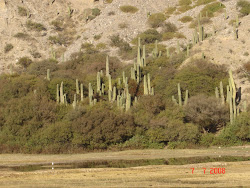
0,146,249,187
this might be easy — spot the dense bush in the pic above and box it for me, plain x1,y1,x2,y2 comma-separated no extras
132,29,162,45
184,95,229,133
4,43,14,53
18,57,33,68
120,5,138,13
148,13,166,28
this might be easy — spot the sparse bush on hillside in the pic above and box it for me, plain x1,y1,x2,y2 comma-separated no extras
165,7,176,15
14,32,30,40
18,57,33,69
179,0,192,6
148,13,166,28
237,0,250,16
27,59,58,76
26,20,46,31
195,0,216,6
92,8,101,16
51,20,64,31
132,29,162,45
177,5,193,13
120,5,138,13
118,22,128,29
200,2,225,17
4,43,14,53
189,17,211,28
18,6,28,17
179,16,193,23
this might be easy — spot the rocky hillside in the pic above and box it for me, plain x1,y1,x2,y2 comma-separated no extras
0,0,249,101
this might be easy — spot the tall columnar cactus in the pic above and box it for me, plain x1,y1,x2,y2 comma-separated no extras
101,83,105,94
72,94,77,109
106,55,109,77
97,72,101,94
60,82,64,104
80,83,84,102
144,75,149,95
126,93,131,112
220,81,225,104
151,87,155,96
215,87,219,99
89,83,93,106
136,64,140,83
233,22,238,40
142,45,146,67
122,71,126,84
76,79,79,95
56,84,59,104
178,83,182,106
199,24,204,42
131,67,136,80
229,69,237,121
47,69,50,81
152,40,161,58
108,90,112,102
147,73,151,94
226,85,230,104
236,15,239,28
108,74,112,92
172,83,188,106
184,90,189,105
112,86,117,101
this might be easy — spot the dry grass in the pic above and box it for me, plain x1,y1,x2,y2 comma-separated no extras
0,147,249,187
0,161,249,187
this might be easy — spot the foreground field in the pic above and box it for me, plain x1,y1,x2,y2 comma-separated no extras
0,146,249,187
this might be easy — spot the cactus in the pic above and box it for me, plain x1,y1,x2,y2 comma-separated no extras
151,87,155,96
72,94,77,109
134,96,138,104
152,40,161,58
220,81,225,104
178,83,182,106
47,69,50,81
122,71,126,84
226,85,230,104
76,79,79,95
112,86,117,101
126,93,131,112
64,94,67,106
89,83,93,105
184,90,189,105
215,87,219,99
137,44,141,67
233,22,238,40
97,72,101,94
229,69,237,121
56,84,59,104
142,45,146,67
101,83,105,94
93,99,97,105
199,24,204,42
147,73,151,94
108,90,112,102
172,96,178,105
202,52,205,59
80,83,84,102
136,64,140,83
108,74,112,92
144,75,149,95
131,67,136,80
60,82,64,104
106,55,109,77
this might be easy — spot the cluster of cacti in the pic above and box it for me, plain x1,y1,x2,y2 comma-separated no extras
137,38,147,67
193,17,205,44
216,70,244,124
172,83,189,106
57,82,67,105
152,40,162,58
143,74,154,95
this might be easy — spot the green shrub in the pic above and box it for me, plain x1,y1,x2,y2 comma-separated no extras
189,17,211,28
179,16,193,23
196,0,216,6
18,57,33,68
179,0,192,6
26,20,46,31
14,32,30,40
165,59,228,98
165,7,176,15
200,2,225,17
177,5,193,13
132,29,162,45
4,43,14,53
18,6,28,17
148,13,166,28
162,32,185,40
199,133,215,147
27,59,58,76
92,8,101,16
237,0,250,16
184,95,229,133
120,5,138,13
